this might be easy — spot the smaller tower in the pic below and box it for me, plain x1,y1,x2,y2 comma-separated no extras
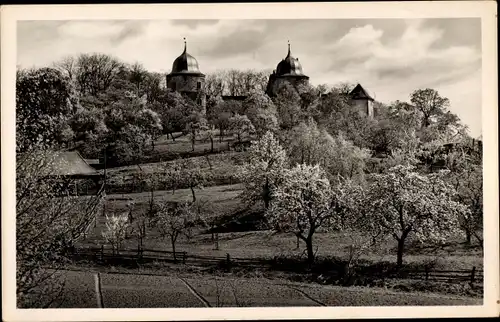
349,83,375,119
266,41,310,97
166,38,206,112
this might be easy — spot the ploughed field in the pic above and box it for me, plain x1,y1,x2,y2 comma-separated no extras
38,269,481,308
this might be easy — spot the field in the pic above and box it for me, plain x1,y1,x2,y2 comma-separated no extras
40,269,480,308
68,133,484,304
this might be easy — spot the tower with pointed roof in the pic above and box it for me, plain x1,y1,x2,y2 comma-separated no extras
166,39,206,112
266,42,310,97
349,83,375,119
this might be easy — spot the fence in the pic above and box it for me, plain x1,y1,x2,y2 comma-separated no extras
68,245,483,285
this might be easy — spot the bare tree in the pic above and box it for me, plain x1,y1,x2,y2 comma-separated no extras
75,53,123,96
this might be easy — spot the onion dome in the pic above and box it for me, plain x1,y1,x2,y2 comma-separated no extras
169,39,204,76
275,42,308,78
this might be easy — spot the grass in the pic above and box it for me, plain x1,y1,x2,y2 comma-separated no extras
104,151,247,194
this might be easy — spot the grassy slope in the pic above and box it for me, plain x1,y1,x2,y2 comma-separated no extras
82,183,482,272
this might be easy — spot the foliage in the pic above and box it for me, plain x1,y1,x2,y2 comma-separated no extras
366,165,466,267
102,213,130,255
16,67,76,152
228,114,255,143
243,91,279,137
238,131,289,209
16,148,104,307
153,201,200,261
267,164,339,264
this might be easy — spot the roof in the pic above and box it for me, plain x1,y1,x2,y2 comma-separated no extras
222,95,248,101
349,84,374,101
274,43,309,78
46,151,99,176
168,40,204,76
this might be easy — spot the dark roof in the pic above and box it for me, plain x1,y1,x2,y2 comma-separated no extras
168,41,204,76
46,151,99,176
349,84,374,101
274,43,309,78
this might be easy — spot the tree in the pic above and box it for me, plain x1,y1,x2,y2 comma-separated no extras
268,164,340,264
186,113,209,152
208,100,241,142
273,83,303,130
229,114,255,143
102,213,130,256
74,53,123,97
16,67,77,152
238,131,289,209
446,138,483,245
243,91,278,137
367,165,466,268
154,201,198,262
179,159,209,203
136,108,163,150
16,148,104,308
128,62,148,97
285,119,369,182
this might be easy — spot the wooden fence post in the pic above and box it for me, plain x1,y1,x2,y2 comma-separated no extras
183,251,186,264
425,266,429,281
470,266,476,285
100,245,104,261
226,253,231,271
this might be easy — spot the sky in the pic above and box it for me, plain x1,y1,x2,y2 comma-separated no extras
17,18,482,137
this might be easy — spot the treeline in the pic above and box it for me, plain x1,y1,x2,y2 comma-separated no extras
17,52,476,169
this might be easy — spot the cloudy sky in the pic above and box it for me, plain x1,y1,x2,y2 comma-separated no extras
17,18,482,137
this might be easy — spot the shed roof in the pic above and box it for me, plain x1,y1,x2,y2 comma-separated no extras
46,151,99,176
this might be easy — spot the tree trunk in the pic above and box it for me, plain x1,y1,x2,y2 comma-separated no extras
397,237,405,268
210,137,214,153
296,235,300,249
170,132,176,142
190,186,196,202
305,236,314,265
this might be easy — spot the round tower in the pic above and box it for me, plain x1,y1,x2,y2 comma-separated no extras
167,39,206,112
266,41,310,97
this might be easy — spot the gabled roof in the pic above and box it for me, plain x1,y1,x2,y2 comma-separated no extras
349,83,374,101
46,151,99,176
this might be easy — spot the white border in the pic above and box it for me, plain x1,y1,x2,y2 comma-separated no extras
1,2,498,321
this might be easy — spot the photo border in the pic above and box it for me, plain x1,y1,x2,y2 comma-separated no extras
2,1,498,320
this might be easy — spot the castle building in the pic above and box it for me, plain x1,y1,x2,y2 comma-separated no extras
166,40,374,118
348,83,375,119
166,39,206,112
266,42,310,97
